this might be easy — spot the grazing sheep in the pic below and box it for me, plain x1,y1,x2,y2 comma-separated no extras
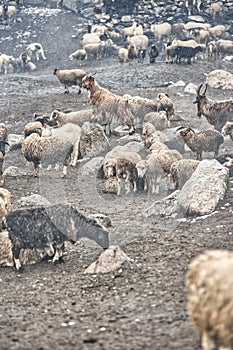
26,43,46,61
150,149,183,174
216,39,233,59
0,187,12,231
157,93,174,123
53,68,87,94
82,74,135,135
142,122,156,140
4,203,109,271
208,25,226,40
50,108,93,127
144,111,169,130
22,133,73,178
176,127,224,160
193,84,233,131
69,49,87,62
186,250,233,350
169,158,200,189
124,94,158,121
136,153,163,194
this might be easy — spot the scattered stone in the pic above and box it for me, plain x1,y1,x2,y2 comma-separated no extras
16,194,51,208
206,70,233,90
178,159,229,215
80,122,110,158
184,83,198,95
80,157,104,176
143,190,180,217
3,166,28,177
85,245,130,274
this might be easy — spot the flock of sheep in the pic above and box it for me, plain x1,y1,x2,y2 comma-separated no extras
1,2,233,349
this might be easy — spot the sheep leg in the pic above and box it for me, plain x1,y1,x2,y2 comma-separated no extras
133,180,137,192
33,162,39,177
70,140,80,167
64,84,69,94
12,247,23,271
125,179,131,194
201,332,215,350
52,245,64,265
117,178,122,196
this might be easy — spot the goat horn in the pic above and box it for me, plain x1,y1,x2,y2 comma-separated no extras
196,84,203,95
92,72,97,76
175,126,186,133
187,127,195,133
203,83,208,95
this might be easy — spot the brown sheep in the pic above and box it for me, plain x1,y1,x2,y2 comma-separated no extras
53,68,87,94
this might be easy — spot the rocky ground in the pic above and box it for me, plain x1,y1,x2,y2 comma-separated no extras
0,5,233,350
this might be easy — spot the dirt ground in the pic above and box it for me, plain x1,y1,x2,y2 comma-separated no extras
0,6,233,350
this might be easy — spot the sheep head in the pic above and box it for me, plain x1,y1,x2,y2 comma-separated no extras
222,121,233,136
136,160,148,178
53,68,60,75
176,126,195,138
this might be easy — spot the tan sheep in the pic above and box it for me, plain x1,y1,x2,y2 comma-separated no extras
186,250,233,350
157,93,174,122
53,68,87,94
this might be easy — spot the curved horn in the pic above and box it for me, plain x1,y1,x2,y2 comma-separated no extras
196,84,203,95
203,83,208,95
175,126,186,133
187,127,195,133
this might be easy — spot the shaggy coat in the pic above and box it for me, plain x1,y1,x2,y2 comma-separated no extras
193,84,233,131
82,74,136,134
4,203,109,270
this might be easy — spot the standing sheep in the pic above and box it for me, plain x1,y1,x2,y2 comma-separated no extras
26,43,46,61
157,93,174,123
53,68,87,94
136,153,163,194
50,109,93,127
4,203,109,271
186,250,233,350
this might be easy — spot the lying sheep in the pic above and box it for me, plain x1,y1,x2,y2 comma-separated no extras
186,250,233,350
22,132,73,178
69,49,87,62
26,42,46,61
144,111,169,130
157,93,174,122
0,187,12,231
50,109,93,127
136,153,163,194
53,68,87,94
4,203,109,271
169,158,200,190
176,127,224,160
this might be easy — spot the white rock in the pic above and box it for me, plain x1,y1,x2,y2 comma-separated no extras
184,83,198,95
206,70,233,90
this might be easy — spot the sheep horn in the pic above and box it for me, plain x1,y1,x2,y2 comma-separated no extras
175,126,186,133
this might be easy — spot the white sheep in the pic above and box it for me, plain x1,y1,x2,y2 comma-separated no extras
50,108,93,127
26,43,46,61
150,22,171,42
0,54,15,74
186,250,233,350
22,132,74,177
144,111,169,130
136,153,163,194
126,35,149,50
53,68,87,94
80,33,100,47
69,49,87,62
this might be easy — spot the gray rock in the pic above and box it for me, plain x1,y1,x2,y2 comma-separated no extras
80,122,110,158
80,157,104,176
16,194,51,208
113,125,131,137
85,245,130,274
8,134,24,150
124,141,145,153
3,166,27,177
178,159,229,215
143,190,180,217
206,70,233,90
184,83,198,95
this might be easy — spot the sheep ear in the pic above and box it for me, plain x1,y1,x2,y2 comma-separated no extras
165,93,170,97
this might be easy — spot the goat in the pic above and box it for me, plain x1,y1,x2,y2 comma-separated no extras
193,84,233,131
69,49,87,62
176,127,223,160
4,203,109,271
148,44,159,63
53,68,87,94
150,22,171,42
186,250,233,350
82,74,135,135
173,45,203,64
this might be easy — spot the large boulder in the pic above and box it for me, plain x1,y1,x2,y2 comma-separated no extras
80,156,104,176
80,122,110,158
178,159,229,215
206,70,233,90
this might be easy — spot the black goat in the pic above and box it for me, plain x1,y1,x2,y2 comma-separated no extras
174,45,203,64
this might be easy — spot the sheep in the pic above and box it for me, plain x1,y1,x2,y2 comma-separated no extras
208,25,226,40
168,158,200,190
26,43,46,61
69,49,87,62
82,74,136,135
121,21,137,37
186,250,233,350
123,94,158,121
136,153,163,194
53,68,87,94
80,33,100,47
173,45,204,64
209,1,223,20
118,46,138,63
142,122,156,140
193,84,233,131
24,121,43,138
157,93,174,123
22,132,73,178
148,44,159,63
1,4,17,23
150,148,183,175
150,22,171,42
83,43,102,60
126,35,149,50
0,123,8,156
102,145,129,178
0,53,15,74
4,203,109,271
0,187,12,231
50,108,93,127
144,111,169,131
207,41,217,60
216,39,233,59
176,127,224,160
